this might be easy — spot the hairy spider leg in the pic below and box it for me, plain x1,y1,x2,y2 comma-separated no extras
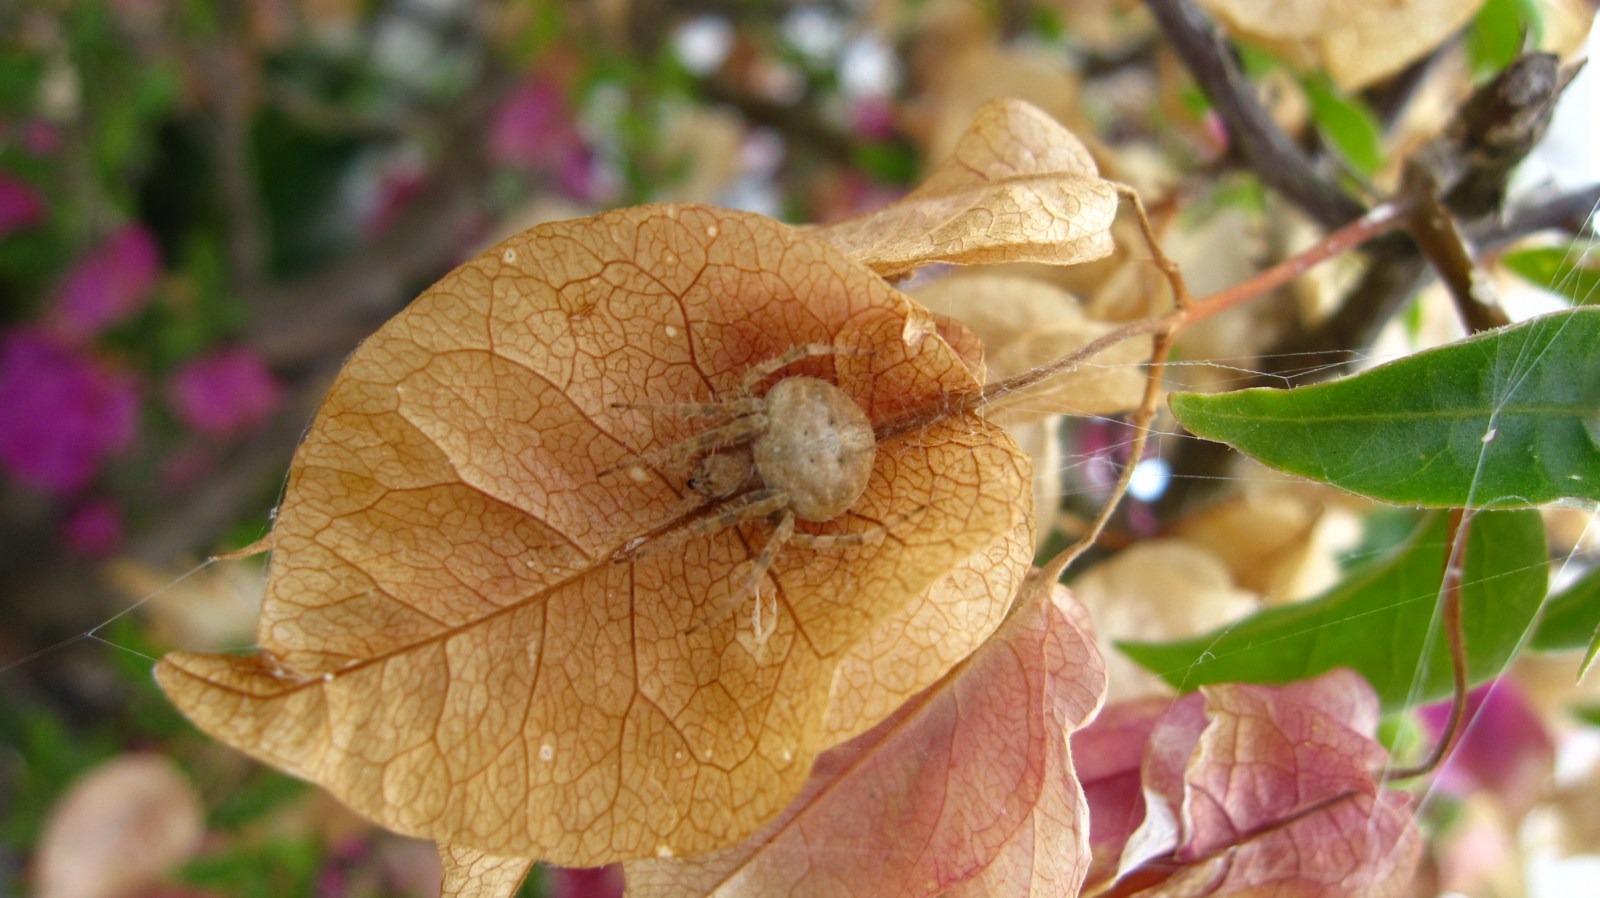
611,396,765,418
739,343,875,392
788,526,884,549
617,487,787,563
603,410,770,479
691,508,797,635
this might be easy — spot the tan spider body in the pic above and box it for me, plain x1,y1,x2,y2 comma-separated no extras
621,344,881,631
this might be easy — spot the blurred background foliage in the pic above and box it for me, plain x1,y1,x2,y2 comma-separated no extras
1,1,1596,896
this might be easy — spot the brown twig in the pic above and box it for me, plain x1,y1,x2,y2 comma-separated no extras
1383,508,1473,782
1402,166,1511,333
1144,0,1366,229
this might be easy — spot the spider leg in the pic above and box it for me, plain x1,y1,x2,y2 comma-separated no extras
692,509,796,635
740,343,875,392
612,397,764,418
661,412,769,460
603,412,770,479
677,488,787,541
788,501,929,550
788,526,885,549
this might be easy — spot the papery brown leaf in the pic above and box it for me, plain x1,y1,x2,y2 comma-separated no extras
1072,540,1259,702
34,753,205,898
912,272,1151,420
820,515,1033,744
156,205,1031,865
622,572,1108,898
1112,670,1422,897
1172,487,1351,603
439,845,533,898
1198,0,1486,90
812,99,1119,279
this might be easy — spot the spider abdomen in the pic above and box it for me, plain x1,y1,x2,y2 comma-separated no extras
752,376,876,522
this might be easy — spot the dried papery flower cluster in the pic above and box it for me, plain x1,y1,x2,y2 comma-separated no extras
153,98,1438,898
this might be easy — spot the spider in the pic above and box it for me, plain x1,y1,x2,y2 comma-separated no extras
615,344,884,630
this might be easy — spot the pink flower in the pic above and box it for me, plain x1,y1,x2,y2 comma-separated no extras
50,226,161,340
488,76,595,199
0,330,140,494
63,497,124,557
1419,679,1554,814
23,120,63,156
546,864,623,898
0,173,46,236
167,347,281,438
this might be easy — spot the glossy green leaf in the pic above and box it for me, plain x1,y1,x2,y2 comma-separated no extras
1469,0,1544,74
1303,75,1384,176
1503,246,1600,306
1119,510,1547,711
1169,308,1600,508
1532,567,1600,653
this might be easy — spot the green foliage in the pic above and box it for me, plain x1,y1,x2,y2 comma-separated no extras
0,704,121,850
1532,566,1600,679
1119,510,1548,711
1503,245,1600,306
1469,0,1545,74
180,836,323,898
1170,308,1600,508
1302,75,1384,176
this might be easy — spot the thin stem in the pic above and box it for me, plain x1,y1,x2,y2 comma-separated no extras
1176,200,1411,326
1384,508,1472,782
1039,329,1175,582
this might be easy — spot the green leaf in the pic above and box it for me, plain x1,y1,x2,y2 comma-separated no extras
1169,308,1600,508
1503,245,1600,306
1532,567,1600,653
1469,0,1544,74
1119,510,1548,711
1303,75,1384,176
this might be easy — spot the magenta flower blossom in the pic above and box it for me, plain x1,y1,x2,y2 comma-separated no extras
488,76,595,199
0,330,140,494
1419,679,1554,814
49,225,161,340
63,497,125,558
167,346,281,438
546,864,623,898
0,173,46,236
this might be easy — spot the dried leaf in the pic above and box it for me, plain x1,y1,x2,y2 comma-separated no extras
1071,540,1260,702
34,753,205,898
1110,671,1422,897
1199,0,1487,90
622,573,1107,898
820,515,1033,744
1073,697,1170,887
1171,487,1354,603
912,272,1151,420
812,99,1119,279
157,205,1031,865
439,845,533,898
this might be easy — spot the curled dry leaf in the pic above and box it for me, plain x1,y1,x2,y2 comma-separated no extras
1071,539,1259,702
438,845,533,898
911,271,1149,547
912,272,1151,421
812,98,1119,279
1198,0,1486,90
34,753,205,898
622,571,1107,898
156,205,1032,866
1171,486,1355,603
1084,670,1422,897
